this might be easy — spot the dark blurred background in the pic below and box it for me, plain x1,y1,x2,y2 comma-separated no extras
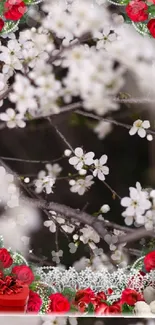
0,102,153,267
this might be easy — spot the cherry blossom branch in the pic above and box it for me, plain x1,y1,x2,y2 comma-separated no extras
47,117,74,152
0,85,13,101
0,155,64,164
76,110,155,135
117,228,155,244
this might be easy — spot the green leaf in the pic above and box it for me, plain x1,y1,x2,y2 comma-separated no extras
87,303,95,314
121,303,134,314
70,305,78,313
61,288,76,301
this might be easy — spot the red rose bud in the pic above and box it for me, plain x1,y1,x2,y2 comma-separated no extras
121,288,143,306
95,301,121,315
48,293,70,313
75,288,95,304
12,265,34,285
0,19,4,32
147,19,155,38
27,290,42,313
4,0,27,21
126,0,148,22
107,288,113,295
96,291,107,301
0,248,13,269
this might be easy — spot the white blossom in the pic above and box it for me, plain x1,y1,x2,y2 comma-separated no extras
121,182,151,226
35,171,55,194
69,147,95,170
69,175,94,195
93,155,109,181
129,120,151,138
0,108,26,129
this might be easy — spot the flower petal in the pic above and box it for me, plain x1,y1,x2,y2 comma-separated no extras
138,128,146,138
75,147,83,157
142,120,150,129
99,154,108,165
121,197,132,207
69,157,79,166
129,127,137,136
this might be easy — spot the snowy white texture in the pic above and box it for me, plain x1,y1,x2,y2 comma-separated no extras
0,166,40,252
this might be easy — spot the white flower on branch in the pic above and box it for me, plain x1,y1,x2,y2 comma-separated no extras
93,154,109,181
69,175,94,195
129,119,151,139
51,250,63,264
80,225,100,246
35,171,55,194
0,108,26,129
69,147,94,171
45,163,62,178
121,182,151,226
100,204,110,213
9,74,37,114
95,26,117,50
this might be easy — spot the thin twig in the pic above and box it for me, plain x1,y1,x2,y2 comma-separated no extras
76,110,155,135
0,155,64,164
103,181,121,200
47,117,74,152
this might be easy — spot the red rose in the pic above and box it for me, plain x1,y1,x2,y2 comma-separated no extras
75,288,95,304
126,0,148,22
144,250,155,271
12,265,34,285
95,301,121,315
147,19,155,37
48,293,70,313
0,248,13,269
4,0,27,21
74,288,95,312
96,291,107,301
0,19,4,31
121,288,143,306
27,290,42,313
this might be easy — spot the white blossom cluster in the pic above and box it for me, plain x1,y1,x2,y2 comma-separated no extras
121,182,155,230
0,166,40,253
68,147,109,195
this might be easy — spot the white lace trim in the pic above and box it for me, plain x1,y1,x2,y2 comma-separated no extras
35,266,155,302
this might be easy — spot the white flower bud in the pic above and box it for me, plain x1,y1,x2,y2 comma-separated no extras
69,179,76,186
147,134,153,141
79,169,87,176
100,204,110,213
73,234,79,241
64,149,72,157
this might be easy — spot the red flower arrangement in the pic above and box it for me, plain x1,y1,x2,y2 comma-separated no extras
126,0,148,22
0,247,42,313
0,0,41,34
0,244,155,314
110,0,155,38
